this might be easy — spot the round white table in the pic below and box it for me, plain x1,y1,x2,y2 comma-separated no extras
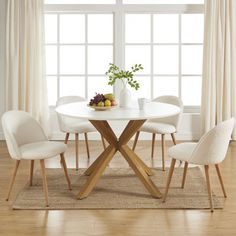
56,101,180,199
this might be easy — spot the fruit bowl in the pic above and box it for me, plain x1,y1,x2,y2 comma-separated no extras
87,104,117,111
88,93,118,111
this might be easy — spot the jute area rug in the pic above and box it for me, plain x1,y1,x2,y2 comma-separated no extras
12,167,224,210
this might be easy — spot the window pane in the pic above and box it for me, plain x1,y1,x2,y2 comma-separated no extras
154,45,178,74
123,0,203,3
60,14,85,44
182,45,203,74
182,14,204,43
182,76,201,105
60,76,85,97
88,46,113,74
60,46,85,74
45,0,115,4
153,14,178,43
153,76,178,97
45,46,57,74
130,76,151,99
88,14,113,43
125,14,150,43
88,76,113,99
125,46,151,74
47,76,57,106
45,14,57,44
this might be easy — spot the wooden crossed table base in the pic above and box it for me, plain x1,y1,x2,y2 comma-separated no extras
77,119,163,199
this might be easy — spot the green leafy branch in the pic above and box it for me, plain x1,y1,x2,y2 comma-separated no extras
105,63,144,90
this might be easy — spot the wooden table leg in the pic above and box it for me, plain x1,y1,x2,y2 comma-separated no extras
78,119,162,199
120,145,162,198
84,145,114,176
77,145,117,199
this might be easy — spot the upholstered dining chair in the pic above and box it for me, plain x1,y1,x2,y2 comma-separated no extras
56,96,106,170
132,95,183,171
2,110,72,207
163,118,235,212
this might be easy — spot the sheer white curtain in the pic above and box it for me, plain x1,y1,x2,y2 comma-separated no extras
201,0,236,139
6,0,50,135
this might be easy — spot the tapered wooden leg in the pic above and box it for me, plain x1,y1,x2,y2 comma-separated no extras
64,132,70,144
181,162,188,188
204,165,214,212
101,135,106,150
84,133,90,159
132,131,140,151
163,158,176,202
161,134,165,171
6,160,20,201
29,160,34,186
215,164,227,198
60,153,72,190
151,133,156,158
39,160,49,207
75,133,79,170
171,133,182,166
171,133,177,145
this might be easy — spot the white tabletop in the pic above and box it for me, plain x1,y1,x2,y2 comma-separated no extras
55,101,180,121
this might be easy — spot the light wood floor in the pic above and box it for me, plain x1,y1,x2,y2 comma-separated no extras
0,140,236,236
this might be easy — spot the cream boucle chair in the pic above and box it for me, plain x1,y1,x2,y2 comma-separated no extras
2,110,71,207
163,118,235,212
133,96,183,171
56,96,106,170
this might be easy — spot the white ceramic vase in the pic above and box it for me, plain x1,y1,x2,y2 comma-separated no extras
119,87,131,108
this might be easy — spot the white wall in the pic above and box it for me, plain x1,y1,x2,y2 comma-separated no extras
0,0,201,141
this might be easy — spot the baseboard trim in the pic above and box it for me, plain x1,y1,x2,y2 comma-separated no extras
0,131,200,141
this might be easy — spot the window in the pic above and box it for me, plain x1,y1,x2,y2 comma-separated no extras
45,1,204,111
125,13,204,106
45,13,113,105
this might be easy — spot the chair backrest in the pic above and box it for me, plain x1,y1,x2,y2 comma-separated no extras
151,96,183,131
56,96,86,132
1,110,47,160
189,118,235,165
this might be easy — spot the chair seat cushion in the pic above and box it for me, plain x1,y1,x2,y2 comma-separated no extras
140,122,176,134
168,142,198,162
19,141,67,160
62,121,96,133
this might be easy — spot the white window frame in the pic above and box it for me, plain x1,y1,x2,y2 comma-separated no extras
44,1,204,113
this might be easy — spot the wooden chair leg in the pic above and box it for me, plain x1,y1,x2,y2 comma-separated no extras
215,164,227,197
6,160,20,201
204,165,214,212
161,134,165,171
163,158,176,202
171,133,182,166
101,135,106,150
60,153,72,190
29,160,34,186
60,133,70,166
132,131,140,151
64,132,70,144
75,133,79,170
84,133,90,159
151,133,156,159
181,162,188,188
39,160,49,207
171,133,177,145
